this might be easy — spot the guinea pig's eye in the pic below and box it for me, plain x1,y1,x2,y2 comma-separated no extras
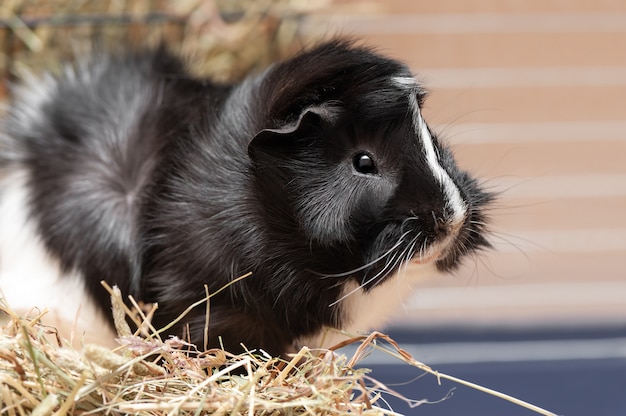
352,152,378,175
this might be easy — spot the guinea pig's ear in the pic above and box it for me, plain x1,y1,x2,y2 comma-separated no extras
248,106,337,159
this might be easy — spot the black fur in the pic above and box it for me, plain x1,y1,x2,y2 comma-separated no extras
1,40,493,355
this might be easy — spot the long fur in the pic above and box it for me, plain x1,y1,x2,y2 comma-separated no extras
0,40,493,355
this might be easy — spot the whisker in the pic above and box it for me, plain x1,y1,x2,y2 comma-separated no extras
489,230,547,254
367,249,408,292
328,251,402,307
396,235,419,277
403,237,419,265
474,253,530,281
400,215,420,233
365,233,421,294
310,230,413,278
468,219,489,227
417,237,429,262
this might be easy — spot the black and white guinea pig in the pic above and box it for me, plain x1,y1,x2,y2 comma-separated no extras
0,40,492,355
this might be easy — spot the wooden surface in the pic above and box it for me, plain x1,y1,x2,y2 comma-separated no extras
309,1,626,328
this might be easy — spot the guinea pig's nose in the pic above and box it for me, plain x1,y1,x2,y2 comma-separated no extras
432,211,464,240
432,212,446,234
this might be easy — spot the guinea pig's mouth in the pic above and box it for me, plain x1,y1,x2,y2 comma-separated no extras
410,220,464,266
411,243,449,265
411,249,442,265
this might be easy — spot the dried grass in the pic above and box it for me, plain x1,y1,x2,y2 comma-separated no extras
0,293,403,415
0,282,558,415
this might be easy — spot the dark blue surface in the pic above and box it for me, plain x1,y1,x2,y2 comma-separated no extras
352,327,626,416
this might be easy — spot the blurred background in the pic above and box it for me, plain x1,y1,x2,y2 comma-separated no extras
1,1,625,415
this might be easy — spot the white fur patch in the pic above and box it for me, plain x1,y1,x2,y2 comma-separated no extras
411,96,467,224
391,76,419,87
392,76,467,225
0,170,116,348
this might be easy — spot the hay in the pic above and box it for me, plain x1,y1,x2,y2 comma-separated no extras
0,296,406,415
0,285,558,415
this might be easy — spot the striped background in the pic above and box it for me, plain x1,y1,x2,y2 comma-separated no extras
309,0,626,328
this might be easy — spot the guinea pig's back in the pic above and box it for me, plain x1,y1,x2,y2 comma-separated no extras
0,49,204,344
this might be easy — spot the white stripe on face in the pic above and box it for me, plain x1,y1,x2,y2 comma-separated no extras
392,77,467,224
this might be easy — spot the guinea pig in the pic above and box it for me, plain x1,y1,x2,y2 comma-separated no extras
0,40,492,356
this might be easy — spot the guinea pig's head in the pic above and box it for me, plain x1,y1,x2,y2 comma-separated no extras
247,40,493,291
